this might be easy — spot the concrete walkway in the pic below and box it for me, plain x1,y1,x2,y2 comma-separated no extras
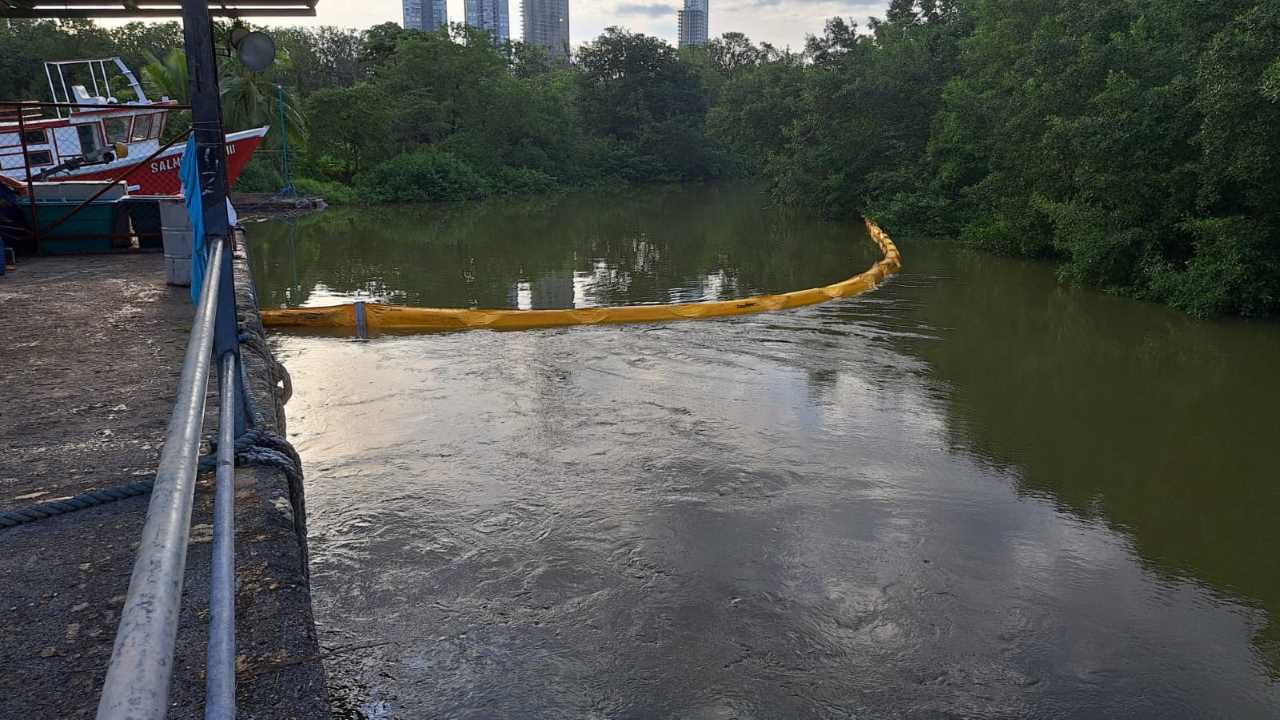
0,253,328,718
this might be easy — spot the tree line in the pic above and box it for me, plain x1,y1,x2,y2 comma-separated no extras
2,1,1277,317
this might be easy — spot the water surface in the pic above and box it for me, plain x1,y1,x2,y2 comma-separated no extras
252,186,1280,719
249,188,879,311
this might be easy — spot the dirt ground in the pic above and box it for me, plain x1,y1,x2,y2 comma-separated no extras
0,254,196,507
0,252,328,719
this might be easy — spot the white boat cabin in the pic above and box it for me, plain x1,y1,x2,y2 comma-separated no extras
0,58,175,183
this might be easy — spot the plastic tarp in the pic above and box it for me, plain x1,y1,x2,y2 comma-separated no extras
180,134,206,304
262,218,903,335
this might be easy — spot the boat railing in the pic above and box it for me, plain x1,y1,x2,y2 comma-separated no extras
44,57,152,117
0,99,192,255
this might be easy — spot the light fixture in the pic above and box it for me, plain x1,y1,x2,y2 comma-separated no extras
230,28,277,72
229,26,251,48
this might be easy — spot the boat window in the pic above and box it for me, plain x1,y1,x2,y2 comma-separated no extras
104,116,130,144
26,149,53,166
76,124,101,155
22,130,47,146
131,115,153,143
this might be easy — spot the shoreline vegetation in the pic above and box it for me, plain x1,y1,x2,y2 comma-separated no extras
4,0,1277,318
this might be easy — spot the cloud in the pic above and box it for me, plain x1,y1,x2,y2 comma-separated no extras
616,2,679,17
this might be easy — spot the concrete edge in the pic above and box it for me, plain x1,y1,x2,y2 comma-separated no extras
230,229,331,719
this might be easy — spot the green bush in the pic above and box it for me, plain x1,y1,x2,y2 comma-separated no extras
232,154,284,193
356,151,490,204
1149,217,1280,318
487,166,558,196
302,154,354,184
293,177,358,205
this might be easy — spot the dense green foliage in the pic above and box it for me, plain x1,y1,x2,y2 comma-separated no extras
3,5,1278,316
742,0,1280,317
294,24,732,193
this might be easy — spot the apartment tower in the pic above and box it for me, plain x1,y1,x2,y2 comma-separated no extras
465,0,511,42
403,0,448,31
677,0,708,48
521,0,570,61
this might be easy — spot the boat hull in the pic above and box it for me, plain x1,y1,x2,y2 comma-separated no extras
25,127,268,196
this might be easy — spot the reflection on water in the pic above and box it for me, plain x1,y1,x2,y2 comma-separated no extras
257,187,1280,718
857,245,1280,670
248,186,880,311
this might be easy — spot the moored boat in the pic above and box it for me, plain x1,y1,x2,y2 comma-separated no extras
0,57,267,195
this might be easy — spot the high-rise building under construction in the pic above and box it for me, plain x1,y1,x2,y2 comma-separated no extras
521,0,570,60
465,0,510,42
677,0,708,48
403,0,448,31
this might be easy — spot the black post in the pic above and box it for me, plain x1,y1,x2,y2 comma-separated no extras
181,1,245,435
16,106,41,255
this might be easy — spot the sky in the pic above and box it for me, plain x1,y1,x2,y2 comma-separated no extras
266,0,890,51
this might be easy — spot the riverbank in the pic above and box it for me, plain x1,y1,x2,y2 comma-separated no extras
231,191,328,221
0,248,327,717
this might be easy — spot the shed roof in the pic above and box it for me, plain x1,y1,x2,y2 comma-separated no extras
0,1,317,18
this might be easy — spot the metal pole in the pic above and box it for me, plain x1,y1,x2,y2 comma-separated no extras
354,300,368,339
206,351,238,720
277,84,292,195
96,235,225,720
44,64,59,117
181,0,244,435
102,60,113,100
16,107,40,255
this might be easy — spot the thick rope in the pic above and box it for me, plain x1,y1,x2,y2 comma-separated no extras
0,481,155,529
199,428,303,488
239,326,292,408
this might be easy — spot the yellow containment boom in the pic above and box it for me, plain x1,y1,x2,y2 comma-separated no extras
261,218,902,335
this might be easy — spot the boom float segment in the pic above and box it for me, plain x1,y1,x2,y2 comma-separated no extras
260,218,902,334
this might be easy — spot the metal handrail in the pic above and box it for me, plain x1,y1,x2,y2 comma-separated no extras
96,234,239,720
207,353,238,719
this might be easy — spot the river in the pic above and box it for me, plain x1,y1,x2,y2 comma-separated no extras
249,185,1280,719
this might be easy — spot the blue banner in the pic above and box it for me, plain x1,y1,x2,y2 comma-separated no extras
180,134,206,304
